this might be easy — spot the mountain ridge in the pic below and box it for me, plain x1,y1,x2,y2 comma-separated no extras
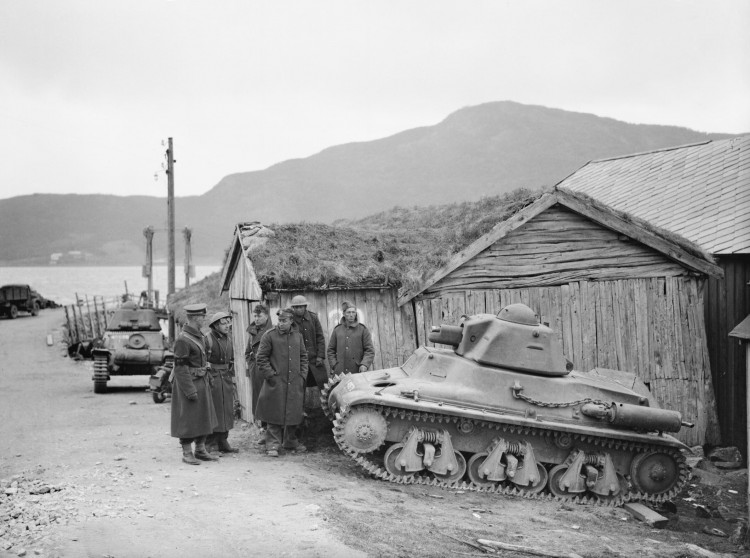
0,101,737,265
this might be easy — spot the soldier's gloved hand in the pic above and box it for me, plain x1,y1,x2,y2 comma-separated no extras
186,392,198,401
358,365,368,373
316,357,324,367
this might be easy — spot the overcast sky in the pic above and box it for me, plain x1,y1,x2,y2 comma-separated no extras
1,0,748,200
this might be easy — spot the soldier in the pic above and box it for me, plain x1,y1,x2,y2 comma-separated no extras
255,307,308,457
245,304,273,444
170,303,219,465
290,295,327,389
327,301,375,375
206,311,238,454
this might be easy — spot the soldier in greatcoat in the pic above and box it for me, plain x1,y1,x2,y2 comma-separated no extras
327,301,375,375
255,307,308,457
170,303,219,465
290,295,328,389
245,304,273,434
206,311,238,454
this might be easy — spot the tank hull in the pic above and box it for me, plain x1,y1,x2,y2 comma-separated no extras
325,346,689,505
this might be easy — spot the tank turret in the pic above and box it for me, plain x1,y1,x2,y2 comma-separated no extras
429,304,571,376
322,303,692,505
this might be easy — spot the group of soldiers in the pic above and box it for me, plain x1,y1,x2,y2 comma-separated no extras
170,296,376,463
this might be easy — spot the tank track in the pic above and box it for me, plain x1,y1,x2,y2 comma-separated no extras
332,404,689,507
320,373,344,421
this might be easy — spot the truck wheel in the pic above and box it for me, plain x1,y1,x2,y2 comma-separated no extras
9,305,18,319
152,391,167,404
31,302,40,316
94,380,108,394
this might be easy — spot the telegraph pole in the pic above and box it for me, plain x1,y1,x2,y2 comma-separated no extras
166,138,176,343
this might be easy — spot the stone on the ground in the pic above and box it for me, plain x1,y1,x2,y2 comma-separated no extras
707,446,742,464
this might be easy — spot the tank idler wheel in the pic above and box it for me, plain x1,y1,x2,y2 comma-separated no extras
467,452,496,487
384,443,415,480
630,451,679,495
521,463,549,494
152,391,167,404
548,465,578,499
431,451,467,484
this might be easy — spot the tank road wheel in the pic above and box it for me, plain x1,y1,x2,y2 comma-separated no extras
337,407,387,453
523,464,549,495
548,465,577,499
593,474,630,504
93,354,109,394
9,305,18,319
630,451,679,495
384,443,415,480
431,451,467,484
467,452,496,487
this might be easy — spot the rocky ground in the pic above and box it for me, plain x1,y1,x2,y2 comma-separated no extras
0,309,747,558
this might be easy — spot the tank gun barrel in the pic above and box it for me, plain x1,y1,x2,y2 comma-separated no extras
428,325,463,347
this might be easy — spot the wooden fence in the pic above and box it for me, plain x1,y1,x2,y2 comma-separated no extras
62,295,119,348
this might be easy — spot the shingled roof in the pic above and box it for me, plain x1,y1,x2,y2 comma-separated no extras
558,136,750,254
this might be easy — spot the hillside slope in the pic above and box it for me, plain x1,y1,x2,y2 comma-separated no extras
0,101,735,265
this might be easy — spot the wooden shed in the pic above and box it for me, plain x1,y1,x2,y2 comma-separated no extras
398,189,724,446
559,136,750,453
219,222,419,421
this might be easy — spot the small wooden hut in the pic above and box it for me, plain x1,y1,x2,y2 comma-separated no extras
219,222,419,420
559,136,750,452
398,188,723,446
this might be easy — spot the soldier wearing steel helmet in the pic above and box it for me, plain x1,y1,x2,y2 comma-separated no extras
170,303,219,465
206,311,239,454
289,295,328,389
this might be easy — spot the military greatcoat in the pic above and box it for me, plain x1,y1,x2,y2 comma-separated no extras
170,324,218,439
206,328,235,432
292,310,327,388
327,316,375,375
255,325,308,426
245,319,273,417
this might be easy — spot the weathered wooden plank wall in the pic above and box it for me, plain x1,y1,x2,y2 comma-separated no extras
428,207,688,292
227,281,418,422
415,277,719,447
705,255,750,455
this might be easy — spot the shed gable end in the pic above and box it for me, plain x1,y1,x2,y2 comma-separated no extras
427,205,688,293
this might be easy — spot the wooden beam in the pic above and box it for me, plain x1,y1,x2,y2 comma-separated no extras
623,502,669,528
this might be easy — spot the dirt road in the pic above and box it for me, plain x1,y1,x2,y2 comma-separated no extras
0,309,746,557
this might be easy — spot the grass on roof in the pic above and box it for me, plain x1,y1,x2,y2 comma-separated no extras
249,187,545,291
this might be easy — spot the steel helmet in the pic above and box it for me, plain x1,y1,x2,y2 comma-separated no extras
290,295,308,307
208,311,231,327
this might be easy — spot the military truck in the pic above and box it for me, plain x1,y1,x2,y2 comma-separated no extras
0,284,44,319
92,301,173,394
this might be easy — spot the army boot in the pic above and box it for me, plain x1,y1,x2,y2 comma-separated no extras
217,432,239,453
194,437,219,461
182,443,200,466
205,433,219,454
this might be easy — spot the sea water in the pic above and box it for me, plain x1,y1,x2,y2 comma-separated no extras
0,265,222,306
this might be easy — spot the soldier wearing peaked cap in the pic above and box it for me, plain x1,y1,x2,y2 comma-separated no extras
255,307,308,456
170,303,219,465
205,311,239,453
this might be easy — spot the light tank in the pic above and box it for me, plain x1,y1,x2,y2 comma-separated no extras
92,301,173,398
322,303,693,505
